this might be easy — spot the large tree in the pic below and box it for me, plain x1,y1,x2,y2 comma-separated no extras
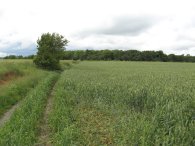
34,33,68,70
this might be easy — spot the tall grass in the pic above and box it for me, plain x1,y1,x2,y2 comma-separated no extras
0,60,50,117
49,61,195,145
0,72,59,146
0,60,33,76
48,71,79,145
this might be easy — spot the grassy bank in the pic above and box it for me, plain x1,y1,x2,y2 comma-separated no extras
0,72,59,145
0,60,49,117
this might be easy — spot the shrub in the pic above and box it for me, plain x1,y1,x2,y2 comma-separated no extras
33,32,68,70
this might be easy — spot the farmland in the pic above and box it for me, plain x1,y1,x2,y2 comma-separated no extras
0,60,195,145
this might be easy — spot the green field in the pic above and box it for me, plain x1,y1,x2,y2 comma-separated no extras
0,60,195,145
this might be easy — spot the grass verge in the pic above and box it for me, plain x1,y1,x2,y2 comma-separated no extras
0,72,59,146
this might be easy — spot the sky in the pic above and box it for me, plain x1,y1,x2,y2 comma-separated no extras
0,0,195,57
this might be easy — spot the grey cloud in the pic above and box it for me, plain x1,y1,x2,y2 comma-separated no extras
0,42,36,56
171,42,195,52
174,46,190,51
77,15,159,37
99,16,157,35
174,36,195,51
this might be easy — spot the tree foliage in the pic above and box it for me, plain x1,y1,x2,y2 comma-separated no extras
62,50,195,62
33,33,68,70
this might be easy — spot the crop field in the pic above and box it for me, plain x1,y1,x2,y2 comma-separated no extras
0,60,195,146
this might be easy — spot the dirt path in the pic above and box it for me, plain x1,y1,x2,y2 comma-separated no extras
35,79,58,146
0,102,21,127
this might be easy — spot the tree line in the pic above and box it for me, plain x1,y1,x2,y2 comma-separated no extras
63,50,195,62
3,50,195,62
3,55,35,59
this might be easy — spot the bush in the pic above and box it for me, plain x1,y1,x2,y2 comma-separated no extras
34,32,68,70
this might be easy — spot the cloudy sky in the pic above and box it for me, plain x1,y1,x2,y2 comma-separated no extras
0,0,195,56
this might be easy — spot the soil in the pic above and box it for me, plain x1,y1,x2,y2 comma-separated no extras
0,72,20,85
0,72,23,126
0,102,21,127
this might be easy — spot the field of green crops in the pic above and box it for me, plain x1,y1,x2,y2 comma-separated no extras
0,60,195,146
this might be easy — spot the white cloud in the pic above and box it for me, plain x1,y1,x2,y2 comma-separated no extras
0,0,195,56
0,52,7,57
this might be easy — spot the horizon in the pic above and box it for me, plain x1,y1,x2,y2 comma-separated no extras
2,49,194,58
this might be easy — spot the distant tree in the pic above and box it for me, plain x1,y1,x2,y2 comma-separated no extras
60,49,195,63
33,32,68,70
17,55,23,59
4,55,17,59
26,55,35,59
